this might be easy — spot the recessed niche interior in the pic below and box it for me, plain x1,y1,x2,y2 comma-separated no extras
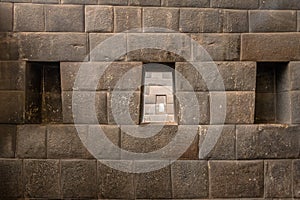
25,62,62,124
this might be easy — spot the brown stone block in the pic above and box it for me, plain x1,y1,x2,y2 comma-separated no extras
0,125,16,158
212,0,259,9
0,91,24,123
98,0,128,5
0,61,25,91
259,0,300,9
114,7,141,32
291,91,300,123
293,160,300,197
62,0,97,4
255,93,276,123
0,3,13,32
129,0,160,6
222,10,249,33
0,33,19,60
85,6,113,32
289,62,300,90
162,0,210,7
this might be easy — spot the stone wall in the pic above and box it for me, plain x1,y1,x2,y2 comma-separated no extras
0,0,299,199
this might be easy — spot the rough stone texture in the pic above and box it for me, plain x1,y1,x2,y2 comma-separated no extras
241,33,300,61
161,0,210,7
212,0,259,9
0,125,16,158
249,10,297,32
47,125,93,159
259,0,300,9
62,0,97,4
0,61,25,90
192,34,241,61
45,5,84,32
276,92,291,123
180,131,199,160
265,160,293,198
289,62,300,90
209,161,264,198
129,0,160,6
14,3,44,31
236,125,300,159
98,0,128,5
114,7,141,32
171,160,208,198
23,159,60,198
61,160,97,198
98,160,134,199
33,0,59,3
222,10,249,33
256,93,276,122
0,91,24,123
0,33,19,60
298,11,300,32
0,2,13,32
19,33,87,61
85,6,113,32
143,8,179,31
0,159,22,198
291,91,300,123
199,125,235,160
16,125,46,158
180,8,221,33
294,160,300,197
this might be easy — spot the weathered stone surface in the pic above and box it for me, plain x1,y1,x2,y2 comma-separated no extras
14,3,44,31
209,161,264,198
19,33,87,61
192,34,241,61
114,7,141,32
241,33,300,61
255,93,275,123
291,91,300,123
298,11,300,32
0,2,13,31
47,125,93,159
222,10,248,32
0,61,25,90
289,62,300,90
0,159,22,198
129,0,160,6
16,125,46,158
294,160,300,197
171,160,208,198
249,10,297,32
85,6,113,32
180,9,221,33
98,160,134,199
135,161,172,199
33,0,59,3
143,8,179,31
0,91,24,123
212,0,259,9
98,0,128,5
276,92,291,123
62,91,107,124
62,0,97,4
199,125,235,160
180,130,199,160
45,5,84,32
61,160,97,198
161,0,210,7
259,0,300,9
265,160,293,198
0,33,19,60
236,125,300,159
0,125,16,158
23,159,60,198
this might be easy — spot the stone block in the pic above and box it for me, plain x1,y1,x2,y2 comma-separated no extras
129,0,160,6
291,91,300,123
97,160,134,199
276,92,291,123
222,10,249,33
33,0,59,3
0,2,13,31
19,33,87,61
161,0,210,7
62,0,97,4
0,33,19,60
62,91,107,124
16,125,46,158
192,34,241,61
0,159,22,198
61,160,97,198
14,3,44,31
236,125,300,159
85,6,113,32
47,125,93,159
45,5,84,32
171,160,208,198
23,159,60,198
289,62,300,90
294,160,300,197
209,161,264,198
212,0,259,9
259,0,300,9
114,7,141,32
0,125,16,158
241,33,300,61
180,8,221,33
0,91,24,123
0,61,25,90
265,160,293,198
249,10,297,32
143,8,179,31
98,0,128,5
199,125,235,160
298,11,300,32
255,93,275,123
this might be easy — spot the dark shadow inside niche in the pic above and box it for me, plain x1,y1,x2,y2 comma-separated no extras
25,62,62,124
255,62,289,124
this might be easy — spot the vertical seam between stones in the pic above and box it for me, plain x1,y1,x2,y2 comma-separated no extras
170,162,173,198
235,125,238,159
21,159,24,198
59,159,62,199
82,5,85,33
263,160,266,198
45,125,48,159
208,161,212,198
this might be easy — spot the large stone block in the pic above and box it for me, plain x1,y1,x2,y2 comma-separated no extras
0,2,12,31
61,160,97,198
0,61,25,90
294,160,300,197
114,7,141,32
98,0,128,5
209,161,264,198
45,5,84,32
192,34,241,61
222,10,249,33
265,160,293,198
23,159,60,198
0,33,19,60
241,33,300,61
212,0,259,9
236,125,300,159
16,125,46,158
33,0,60,3
171,160,208,198
289,62,300,90
259,0,300,9
19,33,87,61
85,6,113,32
256,93,276,123
47,125,93,159
143,8,179,31
0,159,22,198
0,125,16,158
62,0,97,4
298,11,300,32
129,0,160,6
249,10,297,32
0,91,24,123
161,0,210,7
291,91,300,123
